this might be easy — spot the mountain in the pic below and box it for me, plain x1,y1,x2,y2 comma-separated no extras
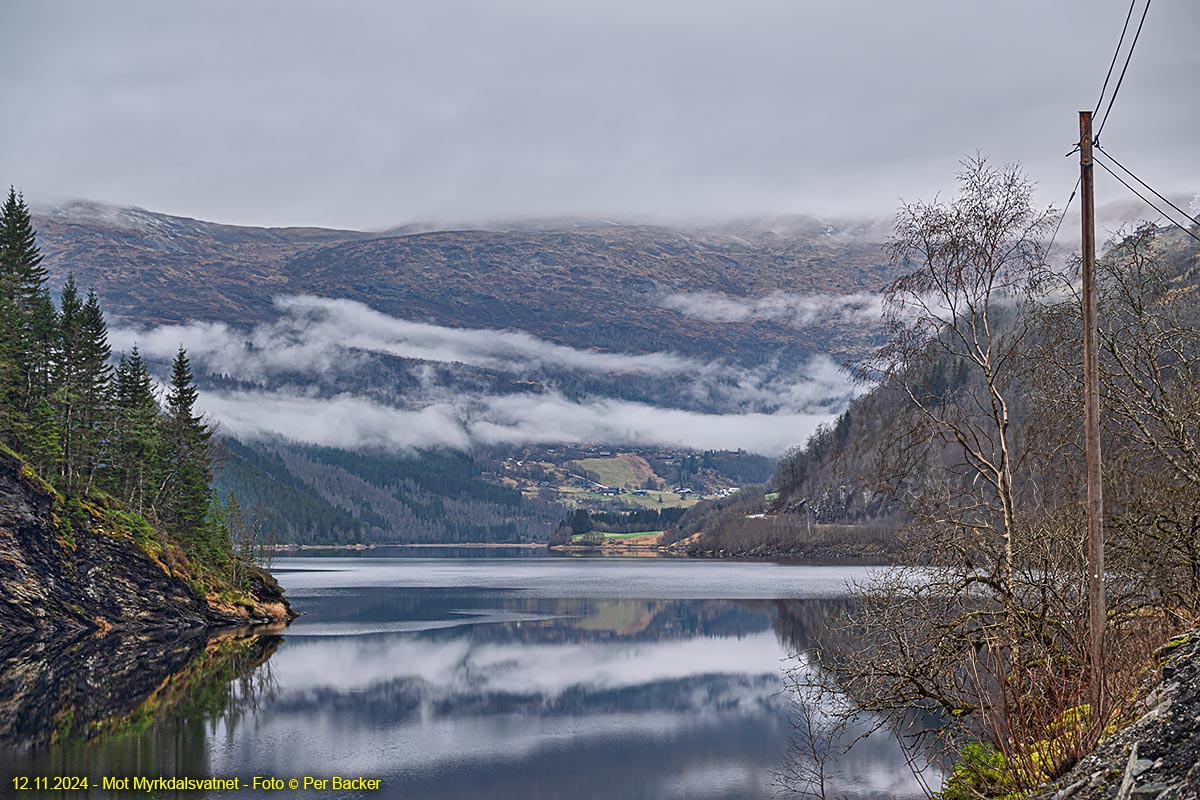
33,201,896,365
28,200,905,544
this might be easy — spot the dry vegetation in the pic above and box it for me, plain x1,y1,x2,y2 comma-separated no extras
774,159,1200,797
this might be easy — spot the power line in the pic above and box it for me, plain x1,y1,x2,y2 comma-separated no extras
1093,0,1138,116
1046,176,1081,254
1093,152,1200,245
1095,0,1152,141
1096,144,1200,228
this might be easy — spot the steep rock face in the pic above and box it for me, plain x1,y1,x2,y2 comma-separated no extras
0,453,289,634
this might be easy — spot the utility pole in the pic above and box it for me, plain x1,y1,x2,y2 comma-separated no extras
1079,110,1105,717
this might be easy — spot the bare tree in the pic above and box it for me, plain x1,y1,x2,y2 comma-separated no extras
1095,227,1200,622
775,662,855,799
818,157,1116,792
868,155,1055,602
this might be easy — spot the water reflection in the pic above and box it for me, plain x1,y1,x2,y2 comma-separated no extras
1,556,930,799
0,628,279,783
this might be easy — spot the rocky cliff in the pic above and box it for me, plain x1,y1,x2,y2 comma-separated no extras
0,451,291,635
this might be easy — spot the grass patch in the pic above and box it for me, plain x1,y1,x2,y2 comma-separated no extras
569,530,663,544
567,455,656,489
599,530,664,540
623,491,699,509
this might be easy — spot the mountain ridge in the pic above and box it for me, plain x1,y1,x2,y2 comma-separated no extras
32,200,899,368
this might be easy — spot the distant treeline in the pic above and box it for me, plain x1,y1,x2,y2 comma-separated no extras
549,506,688,545
215,439,563,544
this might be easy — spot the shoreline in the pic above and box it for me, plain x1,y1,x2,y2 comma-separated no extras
266,539,893,564
264,541,545,551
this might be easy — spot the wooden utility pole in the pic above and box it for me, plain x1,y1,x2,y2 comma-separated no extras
1079,110,1105,715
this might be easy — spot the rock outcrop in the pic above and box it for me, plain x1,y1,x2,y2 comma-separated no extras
0,451,291,635
1034,631,1200,800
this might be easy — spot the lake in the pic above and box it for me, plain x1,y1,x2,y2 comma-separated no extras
1,549,935,798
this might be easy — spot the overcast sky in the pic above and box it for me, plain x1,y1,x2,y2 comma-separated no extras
1,0,1196,230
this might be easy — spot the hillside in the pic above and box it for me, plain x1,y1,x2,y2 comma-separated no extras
33,202,896,366
211,439,772,545
667,222,1200,562
0,450,290,635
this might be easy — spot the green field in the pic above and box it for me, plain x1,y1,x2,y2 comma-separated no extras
601,530,664,540
566,455,653,489
622,491,698,509
558,485,697,510
570,530,663,542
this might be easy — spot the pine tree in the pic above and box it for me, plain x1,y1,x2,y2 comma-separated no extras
157,347,215,548
54,275,86,488
0,187,47,314
77,289,113,493
24,397,62,475
0,188,52,444
27,288,58,403
111,346,160,513
0,296,22,445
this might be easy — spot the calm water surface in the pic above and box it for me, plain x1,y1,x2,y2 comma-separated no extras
2,550,933,798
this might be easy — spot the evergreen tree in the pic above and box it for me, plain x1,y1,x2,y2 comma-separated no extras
0,296,21,445
27,289,58,396
0,187,47,313
157,347,215,546
77,289,113,492
24,397,62,476
201,489,230,568
54,275,87,488
111,346,161,512
0,188,53,444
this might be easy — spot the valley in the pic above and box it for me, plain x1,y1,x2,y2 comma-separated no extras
27,201,895,547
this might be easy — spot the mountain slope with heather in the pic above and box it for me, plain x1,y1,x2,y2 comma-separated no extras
33,202,896,365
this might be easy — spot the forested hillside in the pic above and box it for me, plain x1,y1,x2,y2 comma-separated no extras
680,160,1200,793
213,439,563,544
210,437,364,544
0,187,286,624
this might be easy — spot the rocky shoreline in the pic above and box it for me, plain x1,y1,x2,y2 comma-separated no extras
0,452,292,636
1033,630,1200,800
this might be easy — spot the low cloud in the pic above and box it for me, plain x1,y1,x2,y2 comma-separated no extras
660,291,883,326
110,294,700,381
110,294,855,416
113,293,858,454
199,388,833,457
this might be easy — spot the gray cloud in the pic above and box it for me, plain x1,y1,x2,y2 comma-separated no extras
2,1,1196,228
660,291,883,326
111,294,856,453
110,294,699,379
109,294,856,417
199,388,833,456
